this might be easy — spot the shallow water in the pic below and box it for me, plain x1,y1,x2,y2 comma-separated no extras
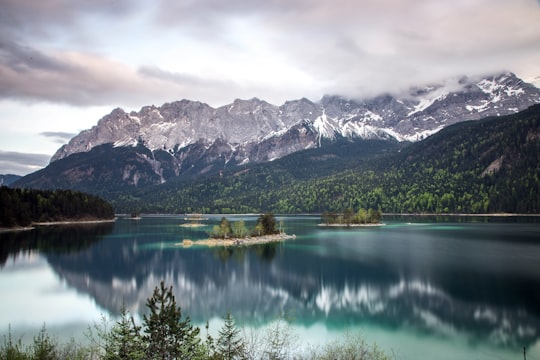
1,215,539,359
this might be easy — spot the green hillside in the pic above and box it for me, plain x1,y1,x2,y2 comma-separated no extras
111,104,540,214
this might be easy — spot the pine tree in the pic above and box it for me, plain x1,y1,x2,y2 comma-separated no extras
142,281,202,360
217,313,244,360
257,213,277,235
31,324,56,360
105,306,143,360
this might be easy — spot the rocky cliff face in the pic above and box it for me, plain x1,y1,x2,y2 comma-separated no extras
53,72,540,159
26,72,540,188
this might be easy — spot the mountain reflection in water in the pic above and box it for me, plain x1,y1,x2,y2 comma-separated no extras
1,215,539,353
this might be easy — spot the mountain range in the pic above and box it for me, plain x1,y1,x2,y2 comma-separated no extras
0,174,21,186
13,72,540,213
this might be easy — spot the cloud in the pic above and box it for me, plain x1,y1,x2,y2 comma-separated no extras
0,150,50,176
0,0,139,40
40,131,77,144
0,40,172,107
153,0,540,98
0,0,539,107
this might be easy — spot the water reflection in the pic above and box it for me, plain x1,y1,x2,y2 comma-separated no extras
0,222,113,267
1,216,539,352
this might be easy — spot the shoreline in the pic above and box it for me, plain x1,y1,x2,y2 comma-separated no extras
318,223,385,227
384,213,540,217
32,218,116,226
177,233,296,248
0,218,116,232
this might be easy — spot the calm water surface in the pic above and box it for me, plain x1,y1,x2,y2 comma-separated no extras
1,215,539,359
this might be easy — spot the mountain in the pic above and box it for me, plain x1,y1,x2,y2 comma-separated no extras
113,103,540,214
0,174,21,186
527,74,540,88
15,72,540,196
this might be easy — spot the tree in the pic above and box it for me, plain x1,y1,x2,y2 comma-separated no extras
219,217,233,239
0,325,27,360
232,220,248,238
217,313,245,360
256,213,278,235
356,208,367,224
343,208,355,226
142,281,202,360
105,306,143,360
253,223,264,237
31,324,56,360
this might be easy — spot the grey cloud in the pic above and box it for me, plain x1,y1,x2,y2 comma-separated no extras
138,66,212,86
0,38,271,107
0,40,157,106
0,39,71,73
152,0,540,100
40,131,77,144
137,65,305,106
0,150,50,176
1,0,539,107
0,0,139,39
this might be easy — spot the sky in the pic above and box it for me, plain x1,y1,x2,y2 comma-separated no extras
1,0,540,176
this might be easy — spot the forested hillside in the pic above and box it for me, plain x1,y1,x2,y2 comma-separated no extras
111,104,540,214
0,187,115,228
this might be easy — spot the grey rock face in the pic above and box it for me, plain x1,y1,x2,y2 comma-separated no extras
49,72,540,183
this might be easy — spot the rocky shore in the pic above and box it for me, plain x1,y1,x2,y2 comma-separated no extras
177,233,296,248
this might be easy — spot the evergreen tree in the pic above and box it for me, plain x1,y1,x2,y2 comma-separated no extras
0,325,27,360
257,213,278,235
31,324,56,360
105,306,143,360
142,281,202,360
217,313,244,360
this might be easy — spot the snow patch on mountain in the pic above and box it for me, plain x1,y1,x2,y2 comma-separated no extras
51,72,540,174
312,110,337,145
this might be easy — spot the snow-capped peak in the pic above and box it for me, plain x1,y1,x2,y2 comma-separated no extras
51,72,540,166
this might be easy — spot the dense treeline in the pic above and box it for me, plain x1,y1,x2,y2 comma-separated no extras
0,187,115,228
1,281,388,360
109,104,539,214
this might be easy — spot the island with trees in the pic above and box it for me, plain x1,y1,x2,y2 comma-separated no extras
0,186,115,230
320,207,384,227
179,213,295,248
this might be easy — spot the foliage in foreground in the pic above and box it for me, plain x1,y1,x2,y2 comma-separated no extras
1,281,389,360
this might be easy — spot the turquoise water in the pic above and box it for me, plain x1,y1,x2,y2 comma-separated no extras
1,215,539,359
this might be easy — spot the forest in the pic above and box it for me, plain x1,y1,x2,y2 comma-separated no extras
0,187,115,228
110,104,540,215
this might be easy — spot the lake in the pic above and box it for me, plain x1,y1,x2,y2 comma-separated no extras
1,215,540,359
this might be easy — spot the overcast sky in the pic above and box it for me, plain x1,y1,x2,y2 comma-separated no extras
1,0,540,175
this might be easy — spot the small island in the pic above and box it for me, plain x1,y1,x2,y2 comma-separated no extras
178,213,295,248
180,213,208,228
319,208,384,227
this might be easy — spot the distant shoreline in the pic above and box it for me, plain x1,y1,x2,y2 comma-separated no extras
177,233,296,248
383,213,540,217
0,218,116,233
33,218,116,226
318,223,385,227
